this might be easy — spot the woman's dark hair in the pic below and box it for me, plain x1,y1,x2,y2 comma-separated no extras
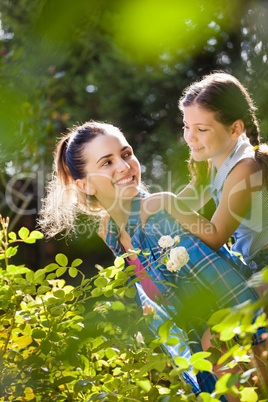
57,121,119,184
38,121,124,237
179,72,268,187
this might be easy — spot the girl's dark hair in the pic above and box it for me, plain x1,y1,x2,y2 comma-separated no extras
179,72,268,187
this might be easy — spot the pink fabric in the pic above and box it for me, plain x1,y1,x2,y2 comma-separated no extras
126,256,162,302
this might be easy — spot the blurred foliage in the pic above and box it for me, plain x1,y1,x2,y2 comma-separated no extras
0,0,268,263
0,217,267,401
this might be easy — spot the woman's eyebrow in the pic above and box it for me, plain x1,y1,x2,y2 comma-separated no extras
96,146,129,164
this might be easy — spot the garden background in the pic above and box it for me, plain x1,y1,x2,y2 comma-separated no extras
0,0,268,277
1,1,268,401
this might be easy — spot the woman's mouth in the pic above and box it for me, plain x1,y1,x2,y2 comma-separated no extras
115,176,135,185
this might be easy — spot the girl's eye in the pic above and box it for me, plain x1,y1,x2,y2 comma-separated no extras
198,128,208,132
182,125,188,130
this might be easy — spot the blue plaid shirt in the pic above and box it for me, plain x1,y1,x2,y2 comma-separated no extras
105,191,260,398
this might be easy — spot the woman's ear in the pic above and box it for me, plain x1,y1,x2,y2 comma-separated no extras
76,179,96,196
231,119,244,138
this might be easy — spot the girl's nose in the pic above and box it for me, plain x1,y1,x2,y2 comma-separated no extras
184,129,197,142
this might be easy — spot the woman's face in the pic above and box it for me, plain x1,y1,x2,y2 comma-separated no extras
183,104,238,169
78,131,141,210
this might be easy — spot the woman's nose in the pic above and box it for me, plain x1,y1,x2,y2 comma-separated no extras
116,158,130,172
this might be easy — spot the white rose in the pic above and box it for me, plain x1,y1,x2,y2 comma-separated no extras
174,235,181,244
166,260,174,271
169,247,190,272
158,235,175,248
135,331,144,344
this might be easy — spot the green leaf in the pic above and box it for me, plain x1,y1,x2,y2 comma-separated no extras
240,387,258,402
44,263,59,272
24,238,37,244
6,246,18,258
91,287,103,297
158,320,172,339
94,277,108,287
54,376,77,386
40,339,51,355
71,258,83,267
29,230,44,239
192,359,212,371
14,335,33,347
124,287,136,298
54,289,65,299
33,269,46,283
114,256,125,268
174,356,189,369
262,267,268,282
105,348,118,359
26,270,34,282
55,253,68,267
137,379,152,392
31,329,47,339
8,232,16,240
198,393,220,402
7,265,30,274
165,337,179,346
37,285,51,294
69,267,78,278
111,301,125,311
190,351,211,363
207,308,231,326
56,266,67,277
18,227,30,240
215,373,240,393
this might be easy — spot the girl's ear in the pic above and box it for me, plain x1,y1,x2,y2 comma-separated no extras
231,119,244,138
76,179,96,196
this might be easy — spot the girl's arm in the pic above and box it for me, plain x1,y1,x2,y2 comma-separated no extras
140,180,211,226
176,179,212,211
142,158,262,251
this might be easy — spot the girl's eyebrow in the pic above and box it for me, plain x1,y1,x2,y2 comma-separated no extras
183,120,213,127
96,146,129,164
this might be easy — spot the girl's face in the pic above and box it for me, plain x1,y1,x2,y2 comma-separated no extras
183,104,239,169
77,131,141,210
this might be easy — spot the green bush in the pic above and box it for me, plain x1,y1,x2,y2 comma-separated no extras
0,215,267,401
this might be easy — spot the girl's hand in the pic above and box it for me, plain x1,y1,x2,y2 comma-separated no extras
140,193,168,227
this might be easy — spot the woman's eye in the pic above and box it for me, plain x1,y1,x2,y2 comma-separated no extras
123,151,132,158
199,128,208,132
102,160,111,166
182,125,188,130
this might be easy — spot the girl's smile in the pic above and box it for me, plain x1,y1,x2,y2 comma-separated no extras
183,104,240,170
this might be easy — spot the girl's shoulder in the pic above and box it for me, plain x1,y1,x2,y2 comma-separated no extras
225,157,263,191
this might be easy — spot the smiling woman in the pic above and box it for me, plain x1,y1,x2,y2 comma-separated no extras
39,120,266,400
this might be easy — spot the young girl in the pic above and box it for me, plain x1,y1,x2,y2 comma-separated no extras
142,72,268,277
39,121,265,400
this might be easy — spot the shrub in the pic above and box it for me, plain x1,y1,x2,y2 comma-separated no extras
0,215,267,401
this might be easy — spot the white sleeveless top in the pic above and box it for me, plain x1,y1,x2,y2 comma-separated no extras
208,135,268,264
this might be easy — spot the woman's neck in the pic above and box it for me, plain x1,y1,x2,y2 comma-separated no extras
106,198,133,232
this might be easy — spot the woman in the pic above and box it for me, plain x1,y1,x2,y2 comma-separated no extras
39,121,265,400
